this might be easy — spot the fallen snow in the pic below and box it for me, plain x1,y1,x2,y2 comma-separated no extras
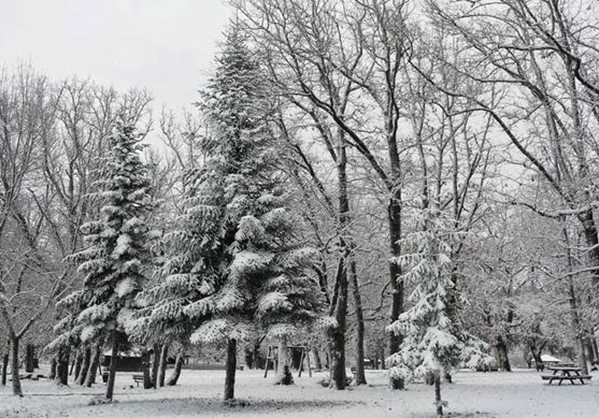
1,368,598,417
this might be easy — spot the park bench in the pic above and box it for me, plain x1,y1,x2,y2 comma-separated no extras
132,374,145,387
541,365,592,385
541,374,592,385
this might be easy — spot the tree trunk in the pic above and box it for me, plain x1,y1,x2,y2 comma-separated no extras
434,374,443,417
84,346,100,387
105,332,119,401
151,343,160,389
591,336,599,364
158,344,168,387
11,336,22,397
1,343,8,386
73,350,83,382
563,224,589,374
349,258,367,385
583,337,595,365
312,347,322,370
224,338,237,401
166,352,185,386
577,210,599,289
252,338,264,369
495,336,511,372
56,346,69,386
275,336,293,385
380,346,386,370
387,194,404,390
77,347,91,385
141,348,152,389
25,343,35,373
327,256,348,390
49,357,57,380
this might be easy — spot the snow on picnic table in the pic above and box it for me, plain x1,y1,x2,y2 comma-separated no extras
1,368,598,417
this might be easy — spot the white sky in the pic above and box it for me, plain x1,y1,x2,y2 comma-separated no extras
0,0,231,111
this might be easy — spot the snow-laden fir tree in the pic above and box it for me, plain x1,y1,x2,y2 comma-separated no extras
387,203,489,417
49,115,153,401
134,26,323,402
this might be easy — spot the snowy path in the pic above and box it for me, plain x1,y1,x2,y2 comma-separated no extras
1,368,598,417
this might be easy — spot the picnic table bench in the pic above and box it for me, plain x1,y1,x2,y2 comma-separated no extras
132,374,144,386
541,366,592,385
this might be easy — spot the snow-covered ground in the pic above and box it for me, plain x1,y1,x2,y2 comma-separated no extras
1,368,598,417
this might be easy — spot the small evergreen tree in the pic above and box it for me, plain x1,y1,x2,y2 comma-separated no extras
49,115,153,401
387,203,489,417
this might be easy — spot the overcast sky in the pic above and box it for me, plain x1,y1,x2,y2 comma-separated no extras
0,0,231,111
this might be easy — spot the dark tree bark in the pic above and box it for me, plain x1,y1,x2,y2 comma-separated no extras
141,348,152,389
327,256,348,390
349,258,366,385
84,346,100,387
25,343,35,373
224,338,237,401
312,347,322,370
73,350,83,383
56,346,70,386
166,352,185,386
495,335,511,372
1,342,8,386
434,374,443,417
529,340,547,372
11,336,22,396
77,347,91,385
158,344,168,387
49,357,57,380
387,195,404,390
105,332,119,401
151,343,160,389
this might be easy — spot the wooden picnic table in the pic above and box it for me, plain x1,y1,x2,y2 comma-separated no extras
541,365,592,385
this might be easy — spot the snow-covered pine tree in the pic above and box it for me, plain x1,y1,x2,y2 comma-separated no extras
49,115,153,401
387,203,489,417
187,26,323,399
134,26,322,402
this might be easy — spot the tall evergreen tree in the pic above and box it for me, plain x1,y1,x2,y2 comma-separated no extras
49,115,153,401
135,26,323,402
387,203,489,417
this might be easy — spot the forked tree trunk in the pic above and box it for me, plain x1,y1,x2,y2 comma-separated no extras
349,258,366,385
77,347,91,385
166,352,185,386
158,344,168,387
105,332,119,401
84,346,100,387
224,338,237,401
11,336,23,397
327,256,348,390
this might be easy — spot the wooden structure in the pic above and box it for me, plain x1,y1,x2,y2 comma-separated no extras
264,345,312,378
541,365,592,385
